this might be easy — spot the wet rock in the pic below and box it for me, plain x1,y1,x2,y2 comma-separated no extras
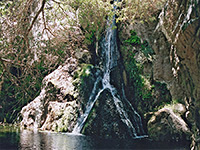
82,89,131,139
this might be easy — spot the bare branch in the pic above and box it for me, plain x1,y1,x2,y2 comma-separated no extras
1,57,24,66
42,9,56,37
0,56,31,99
26,0,46,36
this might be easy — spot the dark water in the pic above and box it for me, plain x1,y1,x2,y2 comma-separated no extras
0,126,190,150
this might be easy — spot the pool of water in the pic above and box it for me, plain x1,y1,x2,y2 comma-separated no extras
0,125,190,150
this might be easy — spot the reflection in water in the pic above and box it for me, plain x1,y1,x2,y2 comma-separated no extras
0,126,190,150
19,130,94,150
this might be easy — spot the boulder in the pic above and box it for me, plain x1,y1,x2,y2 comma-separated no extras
20,56,101,132
40,101,78,132
82,89,132,139
20,58,80,131
147,106,191,142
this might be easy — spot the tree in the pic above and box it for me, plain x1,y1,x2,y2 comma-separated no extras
0,0,166,123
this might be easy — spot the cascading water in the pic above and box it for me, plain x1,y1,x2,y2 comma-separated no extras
73,2,146,138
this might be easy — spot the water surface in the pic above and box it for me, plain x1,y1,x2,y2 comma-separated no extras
0,125,190,150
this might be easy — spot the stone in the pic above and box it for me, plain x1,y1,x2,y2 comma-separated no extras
20,58,80,131
152,0,200,148
147,107,191,142
41,101,78,132
82,89,131,139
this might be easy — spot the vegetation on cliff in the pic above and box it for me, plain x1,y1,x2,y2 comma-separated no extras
0,0,166,123
1,0,199,148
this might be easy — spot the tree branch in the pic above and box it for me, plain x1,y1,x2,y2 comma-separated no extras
0,56,31,99
26,0,46,36
42,9,56,37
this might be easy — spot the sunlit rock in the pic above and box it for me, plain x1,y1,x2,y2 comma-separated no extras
41,101,78,132
20,58,80,131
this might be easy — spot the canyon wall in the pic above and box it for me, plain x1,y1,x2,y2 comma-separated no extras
150,0,200,149
153,0,200,101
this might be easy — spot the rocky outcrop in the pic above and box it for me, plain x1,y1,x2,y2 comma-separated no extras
151,0,200,149
82,89,130,139
20,58,79,131
20,46,106,133
147,105,191,142
123,1,200,147
119,0,200,148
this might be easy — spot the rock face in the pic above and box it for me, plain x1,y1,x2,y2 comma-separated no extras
21,58,82,131
151,0,200,149
82,89,130,139
118,0,200,148
154,0,200,149
147,105,190,142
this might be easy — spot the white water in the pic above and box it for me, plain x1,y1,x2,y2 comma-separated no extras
73,3,146,138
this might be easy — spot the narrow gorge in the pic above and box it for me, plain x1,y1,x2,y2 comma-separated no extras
0,0,200,149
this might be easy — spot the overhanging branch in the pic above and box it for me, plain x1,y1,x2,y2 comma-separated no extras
26,0,46,36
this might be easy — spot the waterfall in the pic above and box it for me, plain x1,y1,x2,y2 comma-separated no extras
73,2,146,138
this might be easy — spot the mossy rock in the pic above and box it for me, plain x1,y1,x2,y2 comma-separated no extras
73,64,102,105
82,89,131,139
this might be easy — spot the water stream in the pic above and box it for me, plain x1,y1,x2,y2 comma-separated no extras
73,3,145,138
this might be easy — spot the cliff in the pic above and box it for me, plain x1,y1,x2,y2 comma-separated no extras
153,0,200,149
125,0,200,148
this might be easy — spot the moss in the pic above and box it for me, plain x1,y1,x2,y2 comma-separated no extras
125,30,141,45
73,64,94,80
120,29,172,115
82,102,97,134
73,63,97,103
125,30,154,58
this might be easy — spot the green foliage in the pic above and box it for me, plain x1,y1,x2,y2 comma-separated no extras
125,30,154,58
125,30,141,45
66,0,112,47
0,0,74,123
79,64,94,79
121,28,172,115
124,50,143,99
0,0,167,123
73,64,96,104
141,40,154,57
74,64,93,79
0,1,13,16
116,0,166,23
73,64,94,91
